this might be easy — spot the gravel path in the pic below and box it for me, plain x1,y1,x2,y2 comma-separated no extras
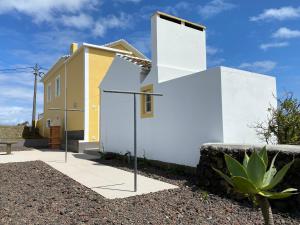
0,160,299,225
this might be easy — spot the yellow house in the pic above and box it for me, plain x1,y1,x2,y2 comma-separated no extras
38,40,147,151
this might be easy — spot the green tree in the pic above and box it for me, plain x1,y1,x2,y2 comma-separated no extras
213,147,297,225
255,93,300,144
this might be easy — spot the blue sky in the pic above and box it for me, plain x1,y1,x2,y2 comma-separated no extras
0,0,300,125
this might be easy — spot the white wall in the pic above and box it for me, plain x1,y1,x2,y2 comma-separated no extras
220,67,277,144
140,68,223,166
100,59,277,167
101,61,224,167
151,14,207,83
100,57,142,155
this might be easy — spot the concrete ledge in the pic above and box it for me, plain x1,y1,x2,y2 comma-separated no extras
203,143,300,153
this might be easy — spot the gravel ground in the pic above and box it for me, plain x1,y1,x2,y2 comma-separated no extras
0,159,299,225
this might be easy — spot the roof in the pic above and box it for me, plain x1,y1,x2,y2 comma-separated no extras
41,42,135,82
104,39,148,60
83,42,132,55
154,11,206,31
116,54,151,72
40,55,69,82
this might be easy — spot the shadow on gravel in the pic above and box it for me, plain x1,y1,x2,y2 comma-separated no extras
89,156,300,221
91,157,198,188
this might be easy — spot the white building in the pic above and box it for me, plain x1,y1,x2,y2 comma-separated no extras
99,12,277,167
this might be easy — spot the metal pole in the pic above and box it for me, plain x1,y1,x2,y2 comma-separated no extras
65,109,68,163
102,89,162,192
134,93,137,192
64,63,68,163
31,64,38,133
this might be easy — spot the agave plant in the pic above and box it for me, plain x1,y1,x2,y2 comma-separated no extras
213,147,297,225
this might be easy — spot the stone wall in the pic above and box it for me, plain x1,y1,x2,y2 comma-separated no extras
0,125,24,139
196,143,300,212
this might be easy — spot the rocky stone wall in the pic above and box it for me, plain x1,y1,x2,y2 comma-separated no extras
196,144,300,212
0,125,24,140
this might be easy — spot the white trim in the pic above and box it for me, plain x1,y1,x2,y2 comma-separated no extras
55,74,61,97
84,47,89,141
40,56,69,82
104,39,148,60
83,43,133,55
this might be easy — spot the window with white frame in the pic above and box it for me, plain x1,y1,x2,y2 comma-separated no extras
47,83,51,102
55,75,61,97
46,119,51,128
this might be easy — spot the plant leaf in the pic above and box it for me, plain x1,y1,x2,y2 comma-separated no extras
262,153,278,189
269,153,278,170
243,151,249,169
212,167,234,186
264,160,294,190
224,154,248,178
282,188,298,193
258,146,268,169
247,151,266,188
231,176,258,194
258,190,297,199
262,167,277,188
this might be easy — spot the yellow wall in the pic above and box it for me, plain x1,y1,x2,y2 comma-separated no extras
42,42,140,142
88,48,115,142
43,49,84,139
66,49,84,131
43,62,66,138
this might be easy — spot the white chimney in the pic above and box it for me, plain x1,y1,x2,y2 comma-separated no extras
151,12,207,83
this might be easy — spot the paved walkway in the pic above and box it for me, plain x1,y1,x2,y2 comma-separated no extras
0,150,177,199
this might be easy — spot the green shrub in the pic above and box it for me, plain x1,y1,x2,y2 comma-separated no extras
213,147,297,225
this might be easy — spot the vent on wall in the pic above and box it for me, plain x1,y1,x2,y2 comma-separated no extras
184,22,203,31
159,14,181,24
159,14,204,32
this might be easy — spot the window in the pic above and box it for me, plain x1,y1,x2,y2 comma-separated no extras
141,84,154,118
46,119,51,128
47,83,51,102
145,94,152,113
55,75,61,97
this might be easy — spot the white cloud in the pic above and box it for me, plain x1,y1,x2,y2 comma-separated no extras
198,0,236,19
0,106,32,125
260,42,289,50
61,13,93,29
250,6,300,21
0,85,43,104
0,70,34,87
272,27,300,39
10,49,61,67
0,0,98,23
208,58,225,67
93,13,132,37
239,60,276,73
0,67,43,125
164,2,190,16
129,33,151,55
206,45,221,55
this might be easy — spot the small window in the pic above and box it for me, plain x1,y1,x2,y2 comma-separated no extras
141,84,154,118
145,94,152,113
47,83,51,102
55,75,61,97
46,119,51,128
